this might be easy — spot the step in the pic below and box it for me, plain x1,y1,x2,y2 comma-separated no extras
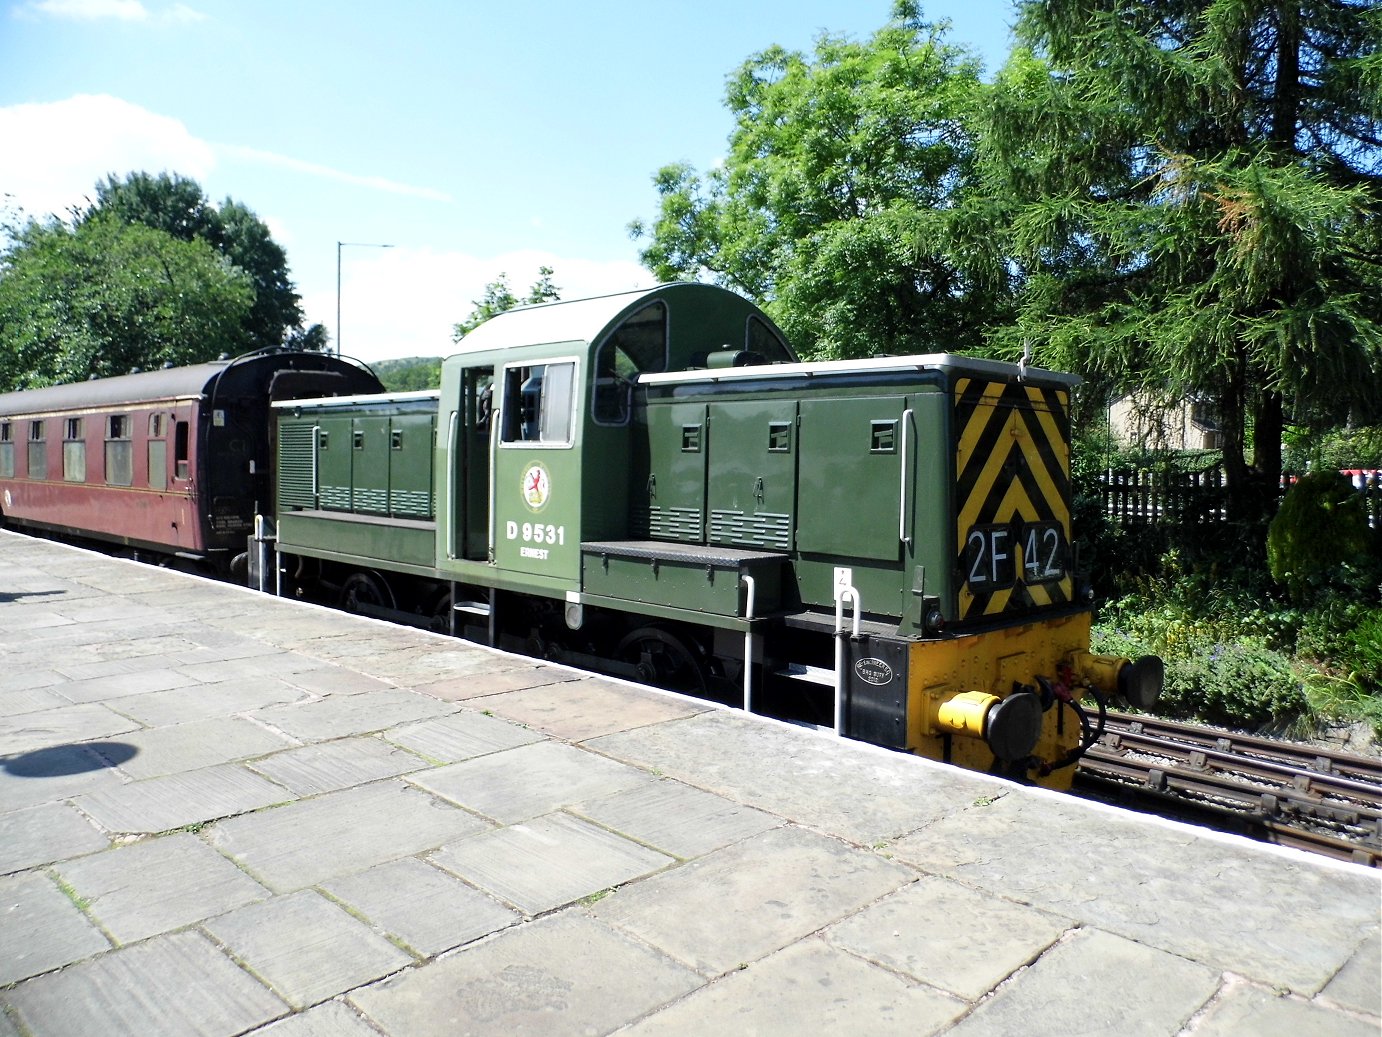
773,663,836,687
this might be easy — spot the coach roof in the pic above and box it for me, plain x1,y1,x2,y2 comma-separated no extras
0,362,234,417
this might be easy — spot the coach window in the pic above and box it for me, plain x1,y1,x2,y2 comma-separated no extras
500,361,575,445
27,420,46,479
0,421,12,479
148,413,168,491
63,418,86,482
106,414,133,486
174,421,190,480
593,301,667,425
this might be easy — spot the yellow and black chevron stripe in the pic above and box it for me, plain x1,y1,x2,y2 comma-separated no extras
954,378,1073,620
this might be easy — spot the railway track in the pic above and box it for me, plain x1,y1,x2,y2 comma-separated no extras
1075,710,1382,867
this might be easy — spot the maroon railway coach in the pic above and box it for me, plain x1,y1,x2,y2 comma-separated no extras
0,352,382,572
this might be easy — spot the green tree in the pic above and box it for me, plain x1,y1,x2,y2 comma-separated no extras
630,2,1003,359
0,213,255,390
373,356,443,392
985,0,1382,521
84,172,306,350
452,266,560,341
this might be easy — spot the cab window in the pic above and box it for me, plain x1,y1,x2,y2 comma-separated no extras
500,361,576,445
593,301,667,425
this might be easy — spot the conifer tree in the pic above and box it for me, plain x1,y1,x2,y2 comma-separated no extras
986,0,1382,520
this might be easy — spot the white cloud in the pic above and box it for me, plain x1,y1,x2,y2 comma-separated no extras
0,94,214,222
12,0,206,21
311,247,655,363
0,96,453,225
16,0,149,19
217,144,453,203
164,3,205,23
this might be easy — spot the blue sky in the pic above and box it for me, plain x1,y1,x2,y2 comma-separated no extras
1,0,1019,362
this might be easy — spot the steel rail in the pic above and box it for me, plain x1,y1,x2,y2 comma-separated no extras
1103,710,1382,784
1094,727,1382,805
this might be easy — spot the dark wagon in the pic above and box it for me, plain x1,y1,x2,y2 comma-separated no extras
0,351,382,572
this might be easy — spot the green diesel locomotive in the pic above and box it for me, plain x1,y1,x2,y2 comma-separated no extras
269,283,1161,789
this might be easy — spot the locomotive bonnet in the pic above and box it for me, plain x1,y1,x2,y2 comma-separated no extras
270,282,1162,789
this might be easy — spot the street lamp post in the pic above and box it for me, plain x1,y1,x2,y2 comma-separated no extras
336,241,394,356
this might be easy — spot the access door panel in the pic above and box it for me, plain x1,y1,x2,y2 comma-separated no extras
796,396,909,561
635,402,707,542
705,399,796,551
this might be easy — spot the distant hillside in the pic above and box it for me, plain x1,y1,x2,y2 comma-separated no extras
368,356,443,392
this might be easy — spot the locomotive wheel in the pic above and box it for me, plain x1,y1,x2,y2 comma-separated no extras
429,592,453,634
339,572,395,614
616,626,709,695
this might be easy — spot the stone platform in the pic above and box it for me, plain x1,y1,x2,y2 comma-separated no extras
0,531,1378,1036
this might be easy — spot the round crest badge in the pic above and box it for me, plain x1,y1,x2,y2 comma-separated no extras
521,462,551,511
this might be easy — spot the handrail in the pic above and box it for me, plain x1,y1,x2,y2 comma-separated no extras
444,410,458,560
898,407,913,546
741,574,756,713
833,582,861,736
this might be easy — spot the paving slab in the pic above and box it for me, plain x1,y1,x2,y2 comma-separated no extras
0,685,67,716
1321,926,1382,1018
477,677,708,741
73,762,291,834
591,825,913,976
348,913,702,1037
248,735,426,795
0,743,129,813
175,652,331,683
825,874,1072,1001
206,779,490,891
409,739,654,823
279,666,396,696
1,930,287,1037
944,928,1220,1037
343,645,528,685
114,676,308,726
572,777,780,859
587,709,1000,846
383,710,546,762
321,857,520,957
622,936,966,1036
1193,981,1382,1037
111,715,294,780
51,668,205,705
0,871,110,985
245,1000,383,1037
252,689,457,741
55,832,270,944
0,701,140,756
431,812,675,914
410,665,582,701
0,802,108,875
203,890,413,1009
888,791,1381,993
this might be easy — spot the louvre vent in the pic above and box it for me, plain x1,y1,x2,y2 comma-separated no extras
709,510,791,550
277,425,316,508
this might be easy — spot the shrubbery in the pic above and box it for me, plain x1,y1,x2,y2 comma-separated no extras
1074,435,1382,737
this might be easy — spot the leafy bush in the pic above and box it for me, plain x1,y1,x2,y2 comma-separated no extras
1267,471,1373,603
1158,643,1308,729
1282,425,1382,472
